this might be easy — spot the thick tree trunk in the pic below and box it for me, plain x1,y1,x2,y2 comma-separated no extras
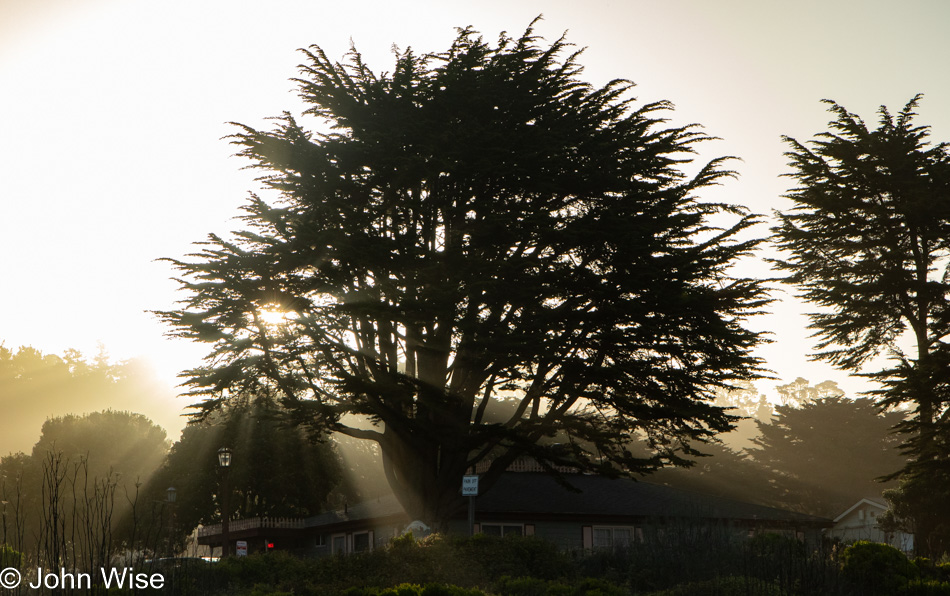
379,431,466,531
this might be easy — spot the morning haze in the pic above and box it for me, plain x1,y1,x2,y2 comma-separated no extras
0,2,949,593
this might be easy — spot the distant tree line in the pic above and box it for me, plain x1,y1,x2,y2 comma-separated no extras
0,343,176,454
653,378,906,519
0,344,355,567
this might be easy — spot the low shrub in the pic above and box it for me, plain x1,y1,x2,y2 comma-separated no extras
0,544,23,568
492,575,626,596
644,575,782,596
163,531,876,595
840,541,919,595
900,579,950,596
341,584,487,596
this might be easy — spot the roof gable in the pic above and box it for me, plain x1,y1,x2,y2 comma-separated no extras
833,498,888,523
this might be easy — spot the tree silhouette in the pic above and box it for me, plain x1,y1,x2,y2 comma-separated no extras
160,22,769,527
748,395,905,517
0,410,169,560
30,410,169,481
0,343,177,454
773,96,950,551
142,392,348,544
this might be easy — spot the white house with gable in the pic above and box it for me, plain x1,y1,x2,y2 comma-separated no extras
827,497,913,553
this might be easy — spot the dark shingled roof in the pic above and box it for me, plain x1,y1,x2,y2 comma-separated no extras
300,472,831,530
473,473,831,527
304,496,405,529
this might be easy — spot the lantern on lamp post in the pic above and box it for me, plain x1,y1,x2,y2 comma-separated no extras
217,447,232,557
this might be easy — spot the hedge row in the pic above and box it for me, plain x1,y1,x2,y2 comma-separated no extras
161,533,950,596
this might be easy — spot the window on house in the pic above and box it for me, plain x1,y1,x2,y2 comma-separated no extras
481,523,523,537
353,531,371,552
331,534,346,555
592,526,635,548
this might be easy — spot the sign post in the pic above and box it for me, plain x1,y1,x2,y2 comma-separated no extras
462,475,479,536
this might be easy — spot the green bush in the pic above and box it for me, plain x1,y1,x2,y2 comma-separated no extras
841,541,919,595
900,579,950,596
247,587,294,596
161,532,854,595
341,585,487,596
492,575,625,596
747,532,807,560
0,544,22,569
645,575,781,596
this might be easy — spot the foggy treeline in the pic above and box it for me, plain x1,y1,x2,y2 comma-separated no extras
1,342,905,566
0,344,177,454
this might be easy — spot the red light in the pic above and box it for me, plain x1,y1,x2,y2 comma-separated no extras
267,542,275,549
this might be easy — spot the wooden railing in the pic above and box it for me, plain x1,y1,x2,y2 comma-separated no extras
474,456,578,474
198,516,307,537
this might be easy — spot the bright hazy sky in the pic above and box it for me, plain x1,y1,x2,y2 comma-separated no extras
2,0,949,430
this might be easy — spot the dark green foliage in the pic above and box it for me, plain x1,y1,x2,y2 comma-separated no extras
773,96,950,377
493,576,625,596
880,471,950,557
900,580,950,596
173,535,573,594
775,97,950,554
354,533,569,587
342,585,487,596
773,96,950,554
31,409,169,481
644,576,782,596
748,396,906,517
0,410,170,556
140,392,348,543
840,541,919,595
163,531,864,595
211,550,310,592
0,544,22,568
160,21,769,528
908,556,950,589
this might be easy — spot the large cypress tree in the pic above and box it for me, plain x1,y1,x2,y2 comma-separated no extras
160,22,769,528
773,96,950,553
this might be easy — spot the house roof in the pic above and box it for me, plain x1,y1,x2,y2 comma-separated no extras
303,496,405,530
832,497,889,524
474,473,831,527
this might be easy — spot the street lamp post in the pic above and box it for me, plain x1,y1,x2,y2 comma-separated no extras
217,447,232,558
1,499,7,547
166,487,177,557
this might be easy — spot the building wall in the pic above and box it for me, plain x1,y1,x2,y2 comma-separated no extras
452,517,822,551
827,503,913,553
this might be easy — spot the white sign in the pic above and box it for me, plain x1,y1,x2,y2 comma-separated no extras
462,475,479,496
236,540,248,557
